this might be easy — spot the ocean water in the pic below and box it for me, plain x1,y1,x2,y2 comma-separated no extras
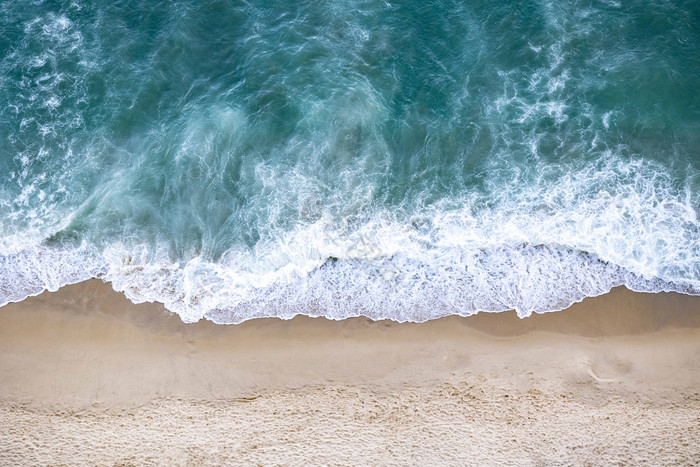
1,0,699,323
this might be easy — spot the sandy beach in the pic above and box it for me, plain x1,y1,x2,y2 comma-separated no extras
1,280,700,465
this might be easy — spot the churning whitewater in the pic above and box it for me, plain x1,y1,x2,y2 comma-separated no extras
1,0,699,323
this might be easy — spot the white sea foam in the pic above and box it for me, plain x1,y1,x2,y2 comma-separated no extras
0,155,698,323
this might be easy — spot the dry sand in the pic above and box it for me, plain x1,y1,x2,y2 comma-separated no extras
1,280,700,465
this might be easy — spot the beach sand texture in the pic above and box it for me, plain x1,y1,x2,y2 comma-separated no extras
1,280,700,465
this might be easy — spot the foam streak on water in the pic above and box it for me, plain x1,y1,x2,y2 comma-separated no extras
1,0,699,323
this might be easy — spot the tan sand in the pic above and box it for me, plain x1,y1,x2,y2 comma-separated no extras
1,280,700,465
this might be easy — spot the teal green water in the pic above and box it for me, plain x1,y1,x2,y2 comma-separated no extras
1,0,699,322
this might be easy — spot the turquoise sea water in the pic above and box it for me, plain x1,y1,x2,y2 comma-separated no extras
1,0,699,323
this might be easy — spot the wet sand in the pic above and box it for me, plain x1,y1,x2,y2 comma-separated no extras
1,280,700,465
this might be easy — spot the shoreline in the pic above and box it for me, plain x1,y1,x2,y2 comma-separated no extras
2,280,700,464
